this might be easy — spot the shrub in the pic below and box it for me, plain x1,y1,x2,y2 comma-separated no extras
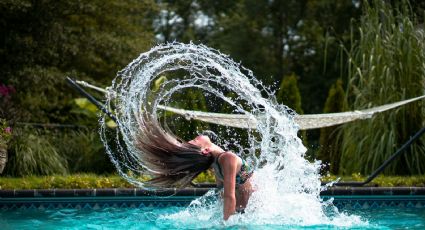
162,88,210,140
276,73,303,114
276,73,308,149
318,79,347,174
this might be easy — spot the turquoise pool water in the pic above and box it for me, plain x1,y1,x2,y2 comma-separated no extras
1,206,424,229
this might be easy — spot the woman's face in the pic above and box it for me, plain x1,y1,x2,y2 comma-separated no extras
188,135,211,149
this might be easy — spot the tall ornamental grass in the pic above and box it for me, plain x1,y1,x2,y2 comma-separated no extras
4,127,114,176
5,128,68,176
52,129,114,174
339,0,425,175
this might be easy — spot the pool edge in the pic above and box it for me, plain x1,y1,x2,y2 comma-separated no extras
1,187,425,210
0,187,425,198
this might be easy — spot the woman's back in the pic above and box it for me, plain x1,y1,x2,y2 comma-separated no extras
212,152,253,186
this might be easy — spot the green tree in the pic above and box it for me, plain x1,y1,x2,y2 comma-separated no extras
276,74,303,114
276,74,308,148
206,0,274,83
208,0,361,113
317,79,347,174
163,88,210,140
152,1,364,159
0,0,156,176
0,0,156,124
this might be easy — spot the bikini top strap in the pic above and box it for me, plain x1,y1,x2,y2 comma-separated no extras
215,152,244,178
215,151,226,162
214,152,227,178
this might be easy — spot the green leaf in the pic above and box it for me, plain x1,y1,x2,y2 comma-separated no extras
74,98,98,113
106,119,117,128
152,75,167,92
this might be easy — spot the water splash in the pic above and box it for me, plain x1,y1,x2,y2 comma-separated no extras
100,42,366,227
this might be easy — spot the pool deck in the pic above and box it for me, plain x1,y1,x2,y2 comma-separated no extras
1,187,425,210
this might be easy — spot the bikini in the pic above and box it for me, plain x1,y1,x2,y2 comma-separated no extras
212,152,253,186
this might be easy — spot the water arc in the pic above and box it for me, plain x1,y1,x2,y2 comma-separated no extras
99,42,364,226
100,42,300,188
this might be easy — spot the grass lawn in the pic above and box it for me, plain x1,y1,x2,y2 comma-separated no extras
321,174,425,187
0,173,424,189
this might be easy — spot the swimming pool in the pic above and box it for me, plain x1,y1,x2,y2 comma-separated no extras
1,205,424,229
1,187,424,229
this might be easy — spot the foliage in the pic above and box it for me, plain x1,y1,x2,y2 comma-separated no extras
163,88,210,140
206,0,361,113
339,0,425,175
5,127,69,176
0,0,155,176
1,0,425,176
0,174,134,189
1,173,425,189
187,0,361,155
0,0,156,124
154,0,362,113
0,118,11,174
50,129,115,174
72,98,116,128
276,73,303,114
276,73,309,148
192,169,216,184
0,172,212,189
0,82,17,122
318,79,347,174
0,84,15,98
322,173,425,187
3,127,114,176
0,118,12,146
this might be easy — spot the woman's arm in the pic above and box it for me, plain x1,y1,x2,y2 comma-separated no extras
219,153,238,220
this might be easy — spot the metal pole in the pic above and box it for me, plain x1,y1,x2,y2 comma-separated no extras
66,77,118,123
332,126,425,186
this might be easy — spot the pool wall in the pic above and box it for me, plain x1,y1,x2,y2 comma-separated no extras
1,187,424,210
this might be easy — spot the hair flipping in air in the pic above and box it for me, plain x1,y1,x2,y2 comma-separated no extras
134,113,214,188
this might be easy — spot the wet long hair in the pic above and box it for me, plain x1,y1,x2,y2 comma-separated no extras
135,113,214,188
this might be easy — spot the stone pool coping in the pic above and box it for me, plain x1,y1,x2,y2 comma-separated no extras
1,187,425,210
1,187,425,198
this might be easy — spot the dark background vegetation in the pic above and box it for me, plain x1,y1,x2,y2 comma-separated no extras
0,0,424,177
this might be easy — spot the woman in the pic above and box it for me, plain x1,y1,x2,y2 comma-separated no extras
188,135,254,219
135,118,253,220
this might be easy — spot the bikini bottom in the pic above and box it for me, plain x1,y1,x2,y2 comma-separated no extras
236,208,245,214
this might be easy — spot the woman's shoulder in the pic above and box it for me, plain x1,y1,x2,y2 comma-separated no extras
217,151,239,165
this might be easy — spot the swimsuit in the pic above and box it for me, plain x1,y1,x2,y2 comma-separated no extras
212,152,253,185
